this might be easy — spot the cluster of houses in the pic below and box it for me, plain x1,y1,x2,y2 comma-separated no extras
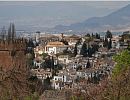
30,32,129,90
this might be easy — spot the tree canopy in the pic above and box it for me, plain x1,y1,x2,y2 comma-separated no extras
106,30,112,38
74,43,78,57
101,50,130,100
113,50,130,76
80,42,87,57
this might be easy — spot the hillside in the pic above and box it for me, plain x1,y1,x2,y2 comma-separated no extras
53,4,130,32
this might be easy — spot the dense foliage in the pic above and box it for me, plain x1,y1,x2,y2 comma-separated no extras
113,50,130,76
101,50,130,100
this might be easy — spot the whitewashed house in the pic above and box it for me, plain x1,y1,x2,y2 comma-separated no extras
111,36,121,49
76,70,85,78
58,54,70,64
34,45,44,57
30,69,52,83
34,57,43,68
65,34,81,46
51,75,67,90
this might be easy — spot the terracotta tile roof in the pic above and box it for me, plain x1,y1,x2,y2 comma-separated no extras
46,41,66,47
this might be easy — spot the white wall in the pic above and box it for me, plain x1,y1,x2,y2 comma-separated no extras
52,75,67,90
45,46,67,55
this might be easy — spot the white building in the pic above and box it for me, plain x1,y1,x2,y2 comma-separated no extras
30,69,52,83
51,75,67,90
33,57,43,68
58,54,70,64
111,36,121,49
76,71,85,78
68,62,78,70
45,41,68,55
64,34,81,46
34,45,44,57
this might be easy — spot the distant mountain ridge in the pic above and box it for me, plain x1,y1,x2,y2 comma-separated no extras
53,4,130,32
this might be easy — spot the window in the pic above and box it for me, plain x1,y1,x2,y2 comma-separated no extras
64,59,66,63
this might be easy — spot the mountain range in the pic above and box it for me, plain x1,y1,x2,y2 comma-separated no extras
53,4,130,32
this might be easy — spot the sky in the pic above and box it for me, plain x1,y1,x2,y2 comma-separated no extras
0,1,130,31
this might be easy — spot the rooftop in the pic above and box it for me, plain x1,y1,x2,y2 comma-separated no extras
46,41,66,47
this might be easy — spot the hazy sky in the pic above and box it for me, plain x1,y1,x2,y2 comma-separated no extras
0,1,130,31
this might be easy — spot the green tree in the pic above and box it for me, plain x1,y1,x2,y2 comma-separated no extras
86,59,91,68
60,39,69,45
91,33,94,38
26,53,34,69
91,44,99,54
41,53,48,59
74,44,78,57
103,38,108,48
101,50,130,100
41,57,52,70
76,65,82,71
95,33,100,39
92,72,99,84
80,42,87,57
85,33,91,37
108,38,112,50
121,33,130,40
88,46,93,57
106,30,112,38
43,77,51,90
113,50,130,76
24,92,39,100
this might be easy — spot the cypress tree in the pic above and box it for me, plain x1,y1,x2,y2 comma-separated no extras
96,33,100,39
74,44,78,57
103,38,108,47
88,46,93,57
80,42,87,57
106,30,112,38
51,56,54,69
108,38,112,49
86,59,91,68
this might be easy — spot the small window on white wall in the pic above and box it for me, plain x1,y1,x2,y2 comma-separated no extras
64,59,66,63
56,83,58,85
